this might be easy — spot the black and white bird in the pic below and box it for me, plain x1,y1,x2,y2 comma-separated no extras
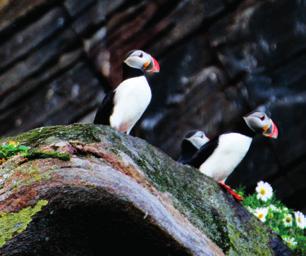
178,130,209,164
94,50,160,134
183,112,278,200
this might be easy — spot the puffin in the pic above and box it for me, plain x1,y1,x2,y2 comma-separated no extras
94,50,160,134
178,130,209,164
183,112,278,201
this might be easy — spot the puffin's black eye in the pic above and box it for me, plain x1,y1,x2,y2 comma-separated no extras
260,115,265,121
139,53,143,58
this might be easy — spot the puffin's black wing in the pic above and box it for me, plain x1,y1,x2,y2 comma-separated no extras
183,137,219,168
94,91,115,125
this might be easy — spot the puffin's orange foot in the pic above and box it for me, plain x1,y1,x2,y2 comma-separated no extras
218,182,243,201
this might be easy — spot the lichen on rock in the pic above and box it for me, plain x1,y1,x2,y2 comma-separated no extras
0,200,48,247
0,124,291,256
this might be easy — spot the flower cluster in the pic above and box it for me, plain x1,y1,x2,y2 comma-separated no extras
239,181,305,254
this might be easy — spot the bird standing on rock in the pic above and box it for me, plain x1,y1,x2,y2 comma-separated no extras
182,112,278,201
94,50,160,134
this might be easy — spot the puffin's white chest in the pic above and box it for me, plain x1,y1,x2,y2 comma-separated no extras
110,76,151,134
199,133,252,181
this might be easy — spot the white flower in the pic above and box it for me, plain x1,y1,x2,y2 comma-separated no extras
283,213,293,227
282,236,297,248
256,181,273,202
294,211,305,229
254,207,269,222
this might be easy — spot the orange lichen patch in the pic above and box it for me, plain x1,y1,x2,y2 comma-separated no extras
0,158,6,165
31,158,67,172
39,141,78,155
6,155,28,164
1,167,39,192
0,159,65,212
0,187,38,212
0,176,65,213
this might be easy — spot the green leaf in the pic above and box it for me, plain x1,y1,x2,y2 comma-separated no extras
17,145,30,152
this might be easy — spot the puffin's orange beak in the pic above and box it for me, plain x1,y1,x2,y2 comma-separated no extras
143,61,150,69
263,121,278,139
145,56,160,73
151,57,160,73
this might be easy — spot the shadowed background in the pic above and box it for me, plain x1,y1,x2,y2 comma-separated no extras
0,0,305,212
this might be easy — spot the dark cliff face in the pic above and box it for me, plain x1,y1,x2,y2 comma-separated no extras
0,0,305,212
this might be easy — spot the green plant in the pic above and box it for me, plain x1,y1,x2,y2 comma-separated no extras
0,141,70,163
0,141,30,160
239,181,305,254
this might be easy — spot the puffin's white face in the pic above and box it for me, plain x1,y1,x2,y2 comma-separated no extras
243,112,278,139
124,50,160,73
185,130,209,149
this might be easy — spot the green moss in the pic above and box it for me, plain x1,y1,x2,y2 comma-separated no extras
0,140,70,165
0,124,101,147
114,141,230,248
23,150,70,161
0,200,48,248
227,223,272,256
0,143,30,159
105,134,276,254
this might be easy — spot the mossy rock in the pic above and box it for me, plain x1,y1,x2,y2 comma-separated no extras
0,124,290,256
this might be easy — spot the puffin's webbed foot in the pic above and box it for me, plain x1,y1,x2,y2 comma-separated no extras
218,181,243,201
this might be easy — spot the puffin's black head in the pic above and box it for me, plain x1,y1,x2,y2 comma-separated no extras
124,50,160,73
178,130,209,163
183,130,209,149
243,112,278,139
